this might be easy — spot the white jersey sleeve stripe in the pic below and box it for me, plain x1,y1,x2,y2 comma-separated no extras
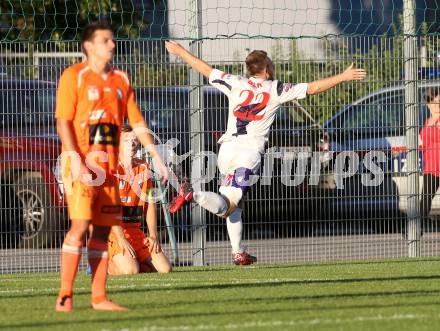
77,66,90,89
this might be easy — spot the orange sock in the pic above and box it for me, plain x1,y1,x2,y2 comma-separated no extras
88,239,109,304
59,235,83,298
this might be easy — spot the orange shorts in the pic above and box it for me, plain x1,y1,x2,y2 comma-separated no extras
65,176,121,226
108,226,151,263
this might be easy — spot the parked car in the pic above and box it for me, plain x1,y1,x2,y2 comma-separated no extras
0,79,65,248
317,81,440,226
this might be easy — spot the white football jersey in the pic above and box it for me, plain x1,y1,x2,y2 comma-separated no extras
209,69,308,151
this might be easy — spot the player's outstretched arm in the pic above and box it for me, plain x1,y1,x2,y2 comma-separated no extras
165,40,213,78
306,63,366,95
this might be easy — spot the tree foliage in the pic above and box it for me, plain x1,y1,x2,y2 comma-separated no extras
0,0,162,42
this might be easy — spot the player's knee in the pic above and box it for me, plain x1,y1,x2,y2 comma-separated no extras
219,186,243,208
158,263,172,273
119,263,139,275
193,191,228,215
68,220,90,240
111,257,139,275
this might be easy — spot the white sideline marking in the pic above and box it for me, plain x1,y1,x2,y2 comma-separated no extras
0,283,175,295
0,278,307,294
99,314,427,331
0,275,424,295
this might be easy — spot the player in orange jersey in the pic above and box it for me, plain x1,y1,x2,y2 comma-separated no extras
55,21,168,312
107,125,172,275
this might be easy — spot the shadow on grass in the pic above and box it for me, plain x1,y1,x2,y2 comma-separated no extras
2,295,439,330
250,257,440,271
3,274,440,300
137,288,440,309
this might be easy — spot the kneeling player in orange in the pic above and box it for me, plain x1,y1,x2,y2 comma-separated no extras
108,125,172,275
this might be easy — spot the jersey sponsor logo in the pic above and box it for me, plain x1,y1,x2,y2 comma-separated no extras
87,86,100,101
89,110,107,120
284,83,292,91
89,123,119,146
122,205,144,221
101,205,121,214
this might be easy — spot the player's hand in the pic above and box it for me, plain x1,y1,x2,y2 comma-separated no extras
341,63,366,81
145,237,161,254
152,155,169,185
165,40,185,56
119,238,136,259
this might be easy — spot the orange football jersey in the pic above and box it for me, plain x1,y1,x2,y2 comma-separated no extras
55,62,144,173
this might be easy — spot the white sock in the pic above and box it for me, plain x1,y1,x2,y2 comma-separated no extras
193,191,228,216
226,208,243,254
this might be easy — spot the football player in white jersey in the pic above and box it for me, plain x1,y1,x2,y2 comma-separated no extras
165,40,366,265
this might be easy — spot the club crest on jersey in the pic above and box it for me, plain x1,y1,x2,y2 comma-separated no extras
87,86,100,101
116,88,123,100
284,83,293,92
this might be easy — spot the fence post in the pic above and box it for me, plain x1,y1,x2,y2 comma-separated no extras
403,0,421,257
188,0,206,266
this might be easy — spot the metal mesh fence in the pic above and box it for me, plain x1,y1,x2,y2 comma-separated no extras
1,31,440,272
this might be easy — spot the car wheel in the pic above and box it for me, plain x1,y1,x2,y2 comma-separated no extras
14,172,61,248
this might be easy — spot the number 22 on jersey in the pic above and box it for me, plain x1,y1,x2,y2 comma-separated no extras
233,90,270,121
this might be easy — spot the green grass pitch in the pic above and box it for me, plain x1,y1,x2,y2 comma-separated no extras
1,259,440,331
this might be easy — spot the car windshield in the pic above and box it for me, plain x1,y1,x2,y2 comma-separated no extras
0,87,56,128
137,91,189,132
334,88,432,137
136,88,228,133
345,96,404,131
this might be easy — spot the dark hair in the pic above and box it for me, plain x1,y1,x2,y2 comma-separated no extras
80,21,113,54
120,124,141,152
245,50,271,76
426,86,440,103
